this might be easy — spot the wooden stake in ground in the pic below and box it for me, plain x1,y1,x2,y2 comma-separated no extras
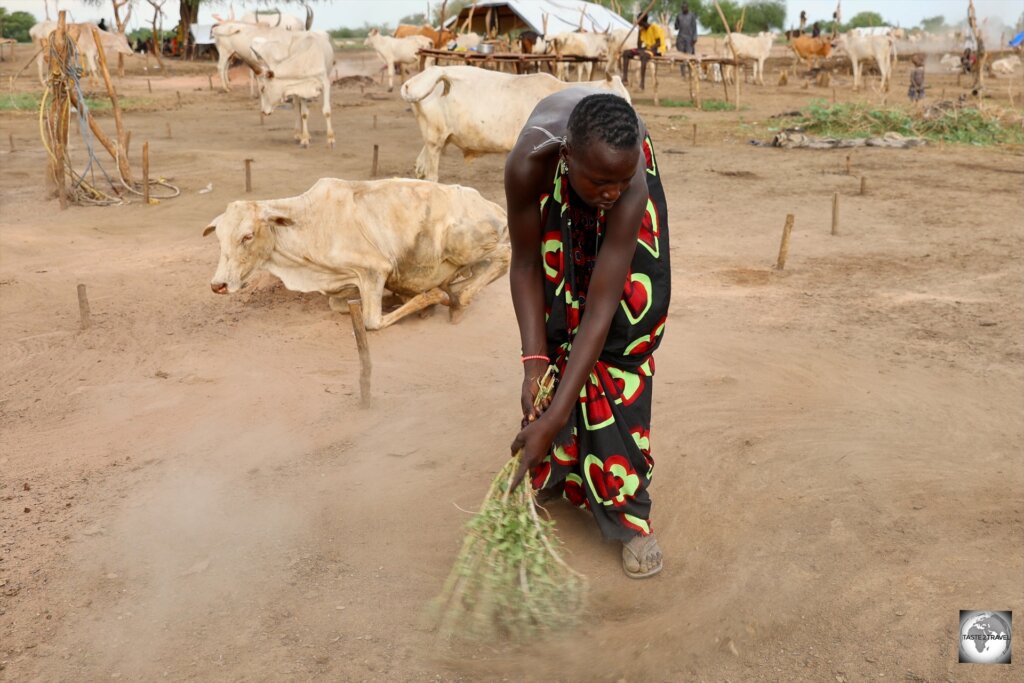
176,90,181,107
347,299,372,408
147,78,152,93
373,114,377,129
860,176,867,195
692,123,698,146
371,144,379,178
775,214,795,270
142,141,150,205
8,133,13,152
166,122,172,139
845,154,851,175
77,284,91,329
208,73,213,91
831,192,839,235
244,158,253,192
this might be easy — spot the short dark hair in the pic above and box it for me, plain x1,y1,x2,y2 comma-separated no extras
566,94,639,150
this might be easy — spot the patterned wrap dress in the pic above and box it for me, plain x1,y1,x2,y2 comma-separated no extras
531,135,671,542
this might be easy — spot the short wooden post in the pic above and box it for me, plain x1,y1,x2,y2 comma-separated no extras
77,284,91,330
860,176,867,195
692,123,698,146
208,74,213,90
347,299,372,408
244,158,253,193
259,112,264,126
176,90,181,108
166,122,172,139
8,133,12,152
371,144,379,178
775,214,795,270
147,78,152,93
142,141,150,205
831,192,839,235
844,154,851,175
721,65,730,103
372,114,378,129
652,61,659,107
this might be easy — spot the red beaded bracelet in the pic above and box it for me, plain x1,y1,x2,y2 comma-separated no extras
521,354,549,363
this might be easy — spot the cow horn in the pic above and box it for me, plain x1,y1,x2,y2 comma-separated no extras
275,11,281,27
203,225,216,237
304,4,313,31
243,46,265,75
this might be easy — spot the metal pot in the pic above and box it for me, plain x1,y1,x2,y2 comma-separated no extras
476,43,496,55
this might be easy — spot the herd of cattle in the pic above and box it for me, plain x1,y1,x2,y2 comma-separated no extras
24,10,1022,330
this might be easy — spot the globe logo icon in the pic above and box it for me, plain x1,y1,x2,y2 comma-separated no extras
959,611,1012,664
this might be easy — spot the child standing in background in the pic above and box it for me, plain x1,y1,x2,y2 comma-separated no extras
908,54,926,102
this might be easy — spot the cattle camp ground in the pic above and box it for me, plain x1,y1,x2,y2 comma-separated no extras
1,1,1022,681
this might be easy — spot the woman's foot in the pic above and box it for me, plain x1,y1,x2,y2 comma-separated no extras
622,533,663,579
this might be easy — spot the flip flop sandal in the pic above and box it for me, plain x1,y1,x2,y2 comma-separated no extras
622,533,663,579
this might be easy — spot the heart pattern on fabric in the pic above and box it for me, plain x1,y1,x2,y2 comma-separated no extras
621,272,653,325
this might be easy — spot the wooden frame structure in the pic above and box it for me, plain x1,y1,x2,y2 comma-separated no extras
417,48,600,75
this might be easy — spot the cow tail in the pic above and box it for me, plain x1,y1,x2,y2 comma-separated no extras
400,70,452,103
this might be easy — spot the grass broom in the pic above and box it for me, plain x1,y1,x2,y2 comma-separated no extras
429,366,588,640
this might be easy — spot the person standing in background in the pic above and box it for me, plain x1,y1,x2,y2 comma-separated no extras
674,2,698,77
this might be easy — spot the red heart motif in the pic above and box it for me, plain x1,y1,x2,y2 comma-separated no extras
621,272,652,324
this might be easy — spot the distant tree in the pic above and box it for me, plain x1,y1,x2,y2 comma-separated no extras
740,1,786,32
0,9,37,42
1016,11,1023,32
846,11,886,29
398,13,427,27
697,0,742,33
920,15,946,32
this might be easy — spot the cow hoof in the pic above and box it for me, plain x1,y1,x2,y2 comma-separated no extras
299,141,310,149
448,304,466,324
418,305,437,319
327,139,336,150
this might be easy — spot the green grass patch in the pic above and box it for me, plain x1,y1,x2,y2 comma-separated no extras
791,100,1024,146
1,93,153,113
701,99,737,112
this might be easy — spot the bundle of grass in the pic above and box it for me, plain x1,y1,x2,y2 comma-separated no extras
429,367,587,640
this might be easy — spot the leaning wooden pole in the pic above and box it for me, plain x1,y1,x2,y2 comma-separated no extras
713,1,741,108
48,11,71,209
347,300,373,408
90,25,133,185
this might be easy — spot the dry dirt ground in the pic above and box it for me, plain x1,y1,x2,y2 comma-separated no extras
1,46,1023,682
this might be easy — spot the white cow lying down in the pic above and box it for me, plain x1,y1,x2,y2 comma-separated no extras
401,65,631,182
204,178,510,330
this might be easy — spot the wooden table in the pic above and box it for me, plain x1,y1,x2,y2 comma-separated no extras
646,55,741,108
417,48,600,75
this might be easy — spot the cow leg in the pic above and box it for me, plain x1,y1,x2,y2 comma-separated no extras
298,98,311,148
322,80,335,149
414,143,442,182
757,58,766,86
327,286,362,314
356,273,447,330
386,61,395,92
852,59,861,91
217,50,231,92
443,243,510,324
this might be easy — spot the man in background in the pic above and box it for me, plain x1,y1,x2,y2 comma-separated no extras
621,13,665,91
674,2,698,77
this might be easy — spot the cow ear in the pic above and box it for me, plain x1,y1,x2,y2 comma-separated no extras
268,215,294,227
266,70,275,79
203,225,216,237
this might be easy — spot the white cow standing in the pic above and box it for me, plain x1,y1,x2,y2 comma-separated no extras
400,66,631,182
249,31,336,148
836,32,897,92
204,178,510,330
722,31,775,85
238,6,310,31
364,29,432,92
30,21,134,86
549,31,609,82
